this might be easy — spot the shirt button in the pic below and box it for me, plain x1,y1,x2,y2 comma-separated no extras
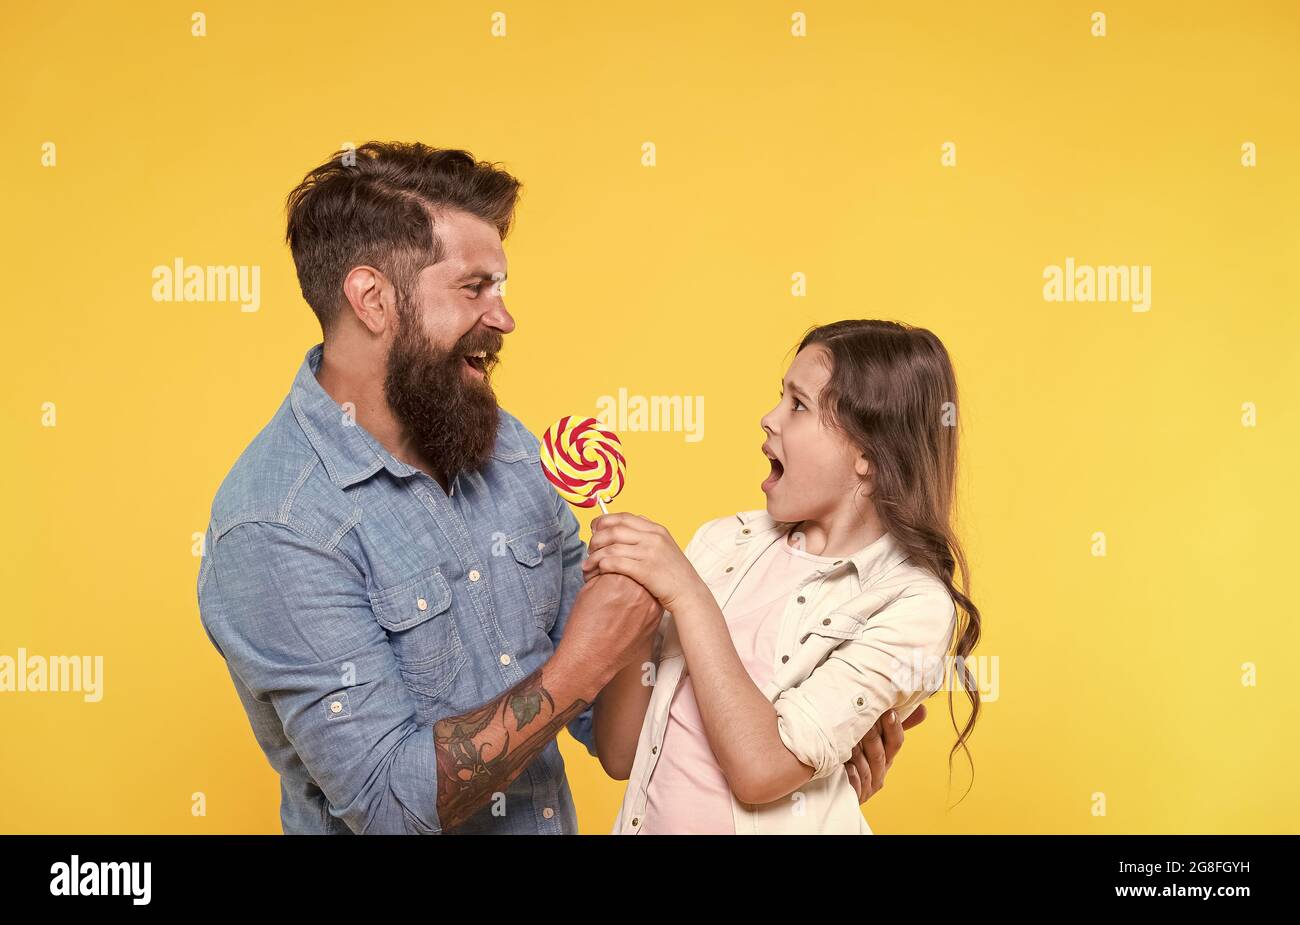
834,560,843,566
651,745,658,755
499,654,511,666
822,617,832,625
329,701,343,714
631,817,640,827
537,542,546,552
468,569,481,582
417,598,428,611
542,807,555,819
741,528,751,535
856,696,865,706
781,655,789,664
725,566,734,573
797,595,806,604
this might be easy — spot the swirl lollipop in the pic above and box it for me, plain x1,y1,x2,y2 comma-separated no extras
539,415,626,513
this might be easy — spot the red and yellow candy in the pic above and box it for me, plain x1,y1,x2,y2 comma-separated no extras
539,415,626,511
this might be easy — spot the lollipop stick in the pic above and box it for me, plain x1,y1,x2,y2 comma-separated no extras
596,495,609,515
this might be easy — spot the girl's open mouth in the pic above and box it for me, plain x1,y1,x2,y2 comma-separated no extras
761,452,784,493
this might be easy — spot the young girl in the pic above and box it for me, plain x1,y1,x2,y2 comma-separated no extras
584,319,981,834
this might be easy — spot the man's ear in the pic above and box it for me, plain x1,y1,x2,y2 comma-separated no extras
341,265,395,335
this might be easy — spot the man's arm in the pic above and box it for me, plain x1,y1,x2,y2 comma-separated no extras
200,521,449,834
432,571,662,827
200,520,658,833
431,643,603,827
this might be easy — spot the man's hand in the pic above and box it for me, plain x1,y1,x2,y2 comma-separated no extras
557,572,663,690
845,704,928,804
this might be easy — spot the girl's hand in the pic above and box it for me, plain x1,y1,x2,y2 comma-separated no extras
581,513,707,612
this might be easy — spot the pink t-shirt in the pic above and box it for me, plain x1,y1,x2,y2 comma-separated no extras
640,534,842,835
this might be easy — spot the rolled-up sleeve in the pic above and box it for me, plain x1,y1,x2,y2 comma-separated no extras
198,521,442,834
773,585,958,781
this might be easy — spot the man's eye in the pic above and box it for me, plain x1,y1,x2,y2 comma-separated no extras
463,283,481,295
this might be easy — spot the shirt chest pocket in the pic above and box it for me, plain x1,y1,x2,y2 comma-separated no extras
369,567,467,699
801,610,865,643
781,610,866,683
506,524,564,632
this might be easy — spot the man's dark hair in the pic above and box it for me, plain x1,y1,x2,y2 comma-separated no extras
284,141,522,331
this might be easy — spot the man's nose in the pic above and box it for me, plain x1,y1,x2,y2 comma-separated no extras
482,297,515,335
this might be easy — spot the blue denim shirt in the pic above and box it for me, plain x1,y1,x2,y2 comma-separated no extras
197,344,596,834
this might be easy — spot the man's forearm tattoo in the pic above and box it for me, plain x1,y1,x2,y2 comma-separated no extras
433,668,588,829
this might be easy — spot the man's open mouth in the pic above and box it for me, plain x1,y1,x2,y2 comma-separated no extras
462,350,490,375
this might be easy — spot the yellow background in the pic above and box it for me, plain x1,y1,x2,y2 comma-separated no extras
2,1,1297,834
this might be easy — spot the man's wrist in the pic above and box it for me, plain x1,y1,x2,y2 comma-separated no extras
549,643,615,703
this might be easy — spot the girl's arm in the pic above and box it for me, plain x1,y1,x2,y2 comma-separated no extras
667,584,815,805
592,633,656,780
584,514,952,806
582,512,814,804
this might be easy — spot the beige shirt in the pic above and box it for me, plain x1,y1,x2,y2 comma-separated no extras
639,535,841,833
611,509,958,835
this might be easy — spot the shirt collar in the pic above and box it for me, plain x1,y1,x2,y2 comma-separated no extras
290,343,418,489
731,509,909,586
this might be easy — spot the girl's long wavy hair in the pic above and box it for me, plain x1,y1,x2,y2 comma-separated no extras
796,319,981,806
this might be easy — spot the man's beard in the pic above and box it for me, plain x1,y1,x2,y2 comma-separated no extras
383,304,503,484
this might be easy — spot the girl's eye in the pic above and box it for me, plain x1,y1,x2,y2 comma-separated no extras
792,396,806,411
779,390,806,412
